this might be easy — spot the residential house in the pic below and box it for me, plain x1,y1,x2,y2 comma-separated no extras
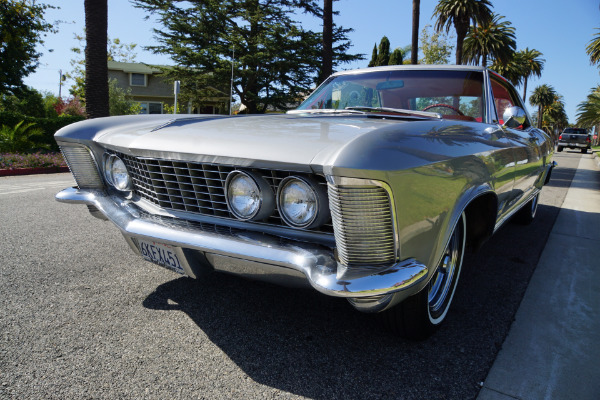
107,61,229,114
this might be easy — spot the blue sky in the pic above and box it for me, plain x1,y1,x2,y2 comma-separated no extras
25,0,600,123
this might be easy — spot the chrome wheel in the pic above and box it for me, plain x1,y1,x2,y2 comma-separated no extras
427,213,465,323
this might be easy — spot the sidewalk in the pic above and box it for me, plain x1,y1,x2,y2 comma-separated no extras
478,153,600,399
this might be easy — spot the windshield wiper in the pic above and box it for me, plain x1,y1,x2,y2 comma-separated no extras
345,106,442,119
287,109,366,115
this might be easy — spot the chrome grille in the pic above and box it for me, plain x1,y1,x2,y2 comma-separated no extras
328,183,396,266
118,153,332,232
59,145,103,189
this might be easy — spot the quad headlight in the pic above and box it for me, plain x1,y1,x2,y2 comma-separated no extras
104,154,131,191
277,176,328,229
225,171,274,221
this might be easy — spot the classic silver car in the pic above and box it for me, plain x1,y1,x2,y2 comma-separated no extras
55,65,554,339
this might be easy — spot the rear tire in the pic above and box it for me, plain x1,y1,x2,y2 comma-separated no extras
557,146,563,152
381,212,466,340
516,193,539,225
582,148,588,154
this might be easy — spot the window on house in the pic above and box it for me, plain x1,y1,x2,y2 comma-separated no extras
130,73,147,86
138,102,163,114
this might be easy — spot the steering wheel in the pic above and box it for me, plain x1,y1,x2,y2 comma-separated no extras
422,103,465,116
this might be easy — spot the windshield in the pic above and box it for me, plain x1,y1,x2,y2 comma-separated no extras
297,69,485,121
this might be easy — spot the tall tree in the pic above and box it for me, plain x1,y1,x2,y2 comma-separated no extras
576,86,600,129
433,0,493,65
368,44,378,67
529,84,556,129
0,1,57,96
419,24,454,64
376,36,391,66
389,48,404,65
134,0,360,113
462,13,516,67
84,0,109,118
67,33,138,99
411,0,420,64
319,0,333,83
517,48,544,102
586,28,600,66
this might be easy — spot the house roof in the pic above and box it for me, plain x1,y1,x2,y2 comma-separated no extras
107,61,165,74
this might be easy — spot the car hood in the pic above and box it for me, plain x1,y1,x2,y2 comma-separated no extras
92,114,404,168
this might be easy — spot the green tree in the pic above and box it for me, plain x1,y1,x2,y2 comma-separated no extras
389,48,404,65
368,44,378,67
543,94,568,134
0,87,46,118
108,79,141,116
68,33,138,99
529,84,556,129
419,24,454,64
462,13,516,67
0,1,57,96
433,0,493,65
411,0,420,64
586,28,600,66
517,48,544,102
376,36,391,66
134,0,329,113
84,0,109,118
576,86,600,129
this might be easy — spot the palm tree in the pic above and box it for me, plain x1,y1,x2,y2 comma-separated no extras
517,48,544,102
462,13,516,67
433,0,493,65
576,86,600,129
544,94,568,134
319,0,333,83
586,28,600,66
529,84,556,129
411,0,420,64
84,0,109,118
490,55,524,87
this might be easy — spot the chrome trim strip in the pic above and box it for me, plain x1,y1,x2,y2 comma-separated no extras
493,188,542,232
56,187,427,298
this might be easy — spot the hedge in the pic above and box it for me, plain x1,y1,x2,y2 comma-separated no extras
0,111,85,151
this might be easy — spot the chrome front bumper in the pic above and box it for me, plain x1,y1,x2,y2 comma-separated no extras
56,187,428,301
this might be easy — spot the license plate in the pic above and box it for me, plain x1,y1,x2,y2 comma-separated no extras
139,240,185,274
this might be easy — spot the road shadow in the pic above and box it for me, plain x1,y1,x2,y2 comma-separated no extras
141,199,565,400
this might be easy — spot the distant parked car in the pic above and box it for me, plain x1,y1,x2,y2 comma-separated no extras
557,128,591,153
55,65,555,339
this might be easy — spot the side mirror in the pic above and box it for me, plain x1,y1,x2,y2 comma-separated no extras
502,106,527,129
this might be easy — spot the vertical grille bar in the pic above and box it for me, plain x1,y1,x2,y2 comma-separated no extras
328,182,396,267
59,145,103,189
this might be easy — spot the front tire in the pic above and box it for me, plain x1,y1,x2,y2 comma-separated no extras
381,212,466,340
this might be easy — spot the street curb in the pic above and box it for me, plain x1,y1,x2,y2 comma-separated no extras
0,166,69,177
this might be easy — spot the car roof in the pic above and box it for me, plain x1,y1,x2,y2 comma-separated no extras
332,64,488,77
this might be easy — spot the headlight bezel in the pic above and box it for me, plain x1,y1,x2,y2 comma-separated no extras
277,175,329,229
225,170,275,221
103,153,132,192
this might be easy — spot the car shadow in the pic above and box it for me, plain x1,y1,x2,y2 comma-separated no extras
141,198,565,400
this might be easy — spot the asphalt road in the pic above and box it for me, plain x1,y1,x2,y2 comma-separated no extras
0,151,582,400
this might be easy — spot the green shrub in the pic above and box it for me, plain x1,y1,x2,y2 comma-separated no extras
0,121,48,153
0,111,84,151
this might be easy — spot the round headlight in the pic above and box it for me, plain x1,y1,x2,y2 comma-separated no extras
225,171,274,221
277,176,328,229
104,154,131,191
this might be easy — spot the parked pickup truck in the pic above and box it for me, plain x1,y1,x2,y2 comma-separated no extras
557,128,591,153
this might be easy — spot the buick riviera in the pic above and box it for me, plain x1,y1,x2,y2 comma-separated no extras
55,66,554,339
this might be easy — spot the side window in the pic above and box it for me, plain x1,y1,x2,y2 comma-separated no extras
490,75,530,128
